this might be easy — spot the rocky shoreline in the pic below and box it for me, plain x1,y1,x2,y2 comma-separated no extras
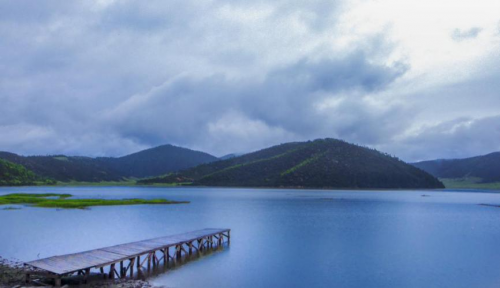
0,257,161,288
0,257,26,287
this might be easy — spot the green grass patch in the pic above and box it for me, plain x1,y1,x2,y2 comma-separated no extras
55,180,192,187
441,178,500,190
54,180,138,187
0,193,188,209
199,148,302,180
281,152,326,176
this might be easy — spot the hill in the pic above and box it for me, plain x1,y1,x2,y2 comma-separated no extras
0,145,218,182
139,139,444,189
0,152,124,182
100,144,218,178
0,159,54,186
412,152,500,184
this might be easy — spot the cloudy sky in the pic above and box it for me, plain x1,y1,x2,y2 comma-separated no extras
1,0,499,161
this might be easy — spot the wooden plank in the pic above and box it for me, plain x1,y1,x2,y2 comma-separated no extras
27,250,127,274
27,257,81,274
101,245,145,256
145,236,187,247
129,241,167,250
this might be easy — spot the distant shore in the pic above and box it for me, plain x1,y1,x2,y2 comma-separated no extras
2,182,500,191
2,182,448,191
440,178,500,190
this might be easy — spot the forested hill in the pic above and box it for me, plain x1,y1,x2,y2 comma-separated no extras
99,144,219,178
0,159,52,186
139,139,444,189
412,152,500,183
0,145,218,182
0,152,124,182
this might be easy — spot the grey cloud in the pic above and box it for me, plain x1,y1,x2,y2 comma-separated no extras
105,51,408,156
451,27,482,41
387,115,500,162
266,53,406,92
0,1,77,24
0,1,498,162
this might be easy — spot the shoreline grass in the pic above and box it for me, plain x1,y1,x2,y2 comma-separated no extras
441,178,500,190
0,193,189,209
55,180,137,187
53,180,190,187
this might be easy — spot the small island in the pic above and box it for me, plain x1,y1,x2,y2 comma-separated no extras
0,193,188,209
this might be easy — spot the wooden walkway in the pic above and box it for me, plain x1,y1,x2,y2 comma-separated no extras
24,228,230,286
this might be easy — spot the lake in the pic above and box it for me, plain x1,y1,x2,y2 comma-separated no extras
1,187,500,288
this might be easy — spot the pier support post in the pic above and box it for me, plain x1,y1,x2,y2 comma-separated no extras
137,256,142,278
55,276,61,287
147,254,151,272
109,263,115,279
120,261,125,278
84,268,90,284
176,245,181,260
130,258,135,278
100,267,106,279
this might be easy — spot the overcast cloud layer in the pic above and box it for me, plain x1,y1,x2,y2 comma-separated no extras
1,0,499,161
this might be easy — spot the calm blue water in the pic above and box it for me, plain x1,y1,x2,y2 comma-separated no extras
1,187,500,288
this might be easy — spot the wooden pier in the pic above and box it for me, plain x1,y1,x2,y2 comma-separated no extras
24,228,230,287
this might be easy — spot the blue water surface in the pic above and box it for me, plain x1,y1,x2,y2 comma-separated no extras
1,187,499,288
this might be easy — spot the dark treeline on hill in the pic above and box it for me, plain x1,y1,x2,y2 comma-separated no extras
139,139,444,189
412,152,500,183
99,144,218,178
0,159,55,186
0,145,217,182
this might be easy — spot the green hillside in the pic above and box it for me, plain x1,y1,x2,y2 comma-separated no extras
0,159,54,186
139,139,444,189
0,152,124,182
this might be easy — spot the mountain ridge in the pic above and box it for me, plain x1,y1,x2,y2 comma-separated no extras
412,152,500,183
0,144,218,182
139,139,444,189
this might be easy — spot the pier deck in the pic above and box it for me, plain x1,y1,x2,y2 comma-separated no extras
24,228,230,286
